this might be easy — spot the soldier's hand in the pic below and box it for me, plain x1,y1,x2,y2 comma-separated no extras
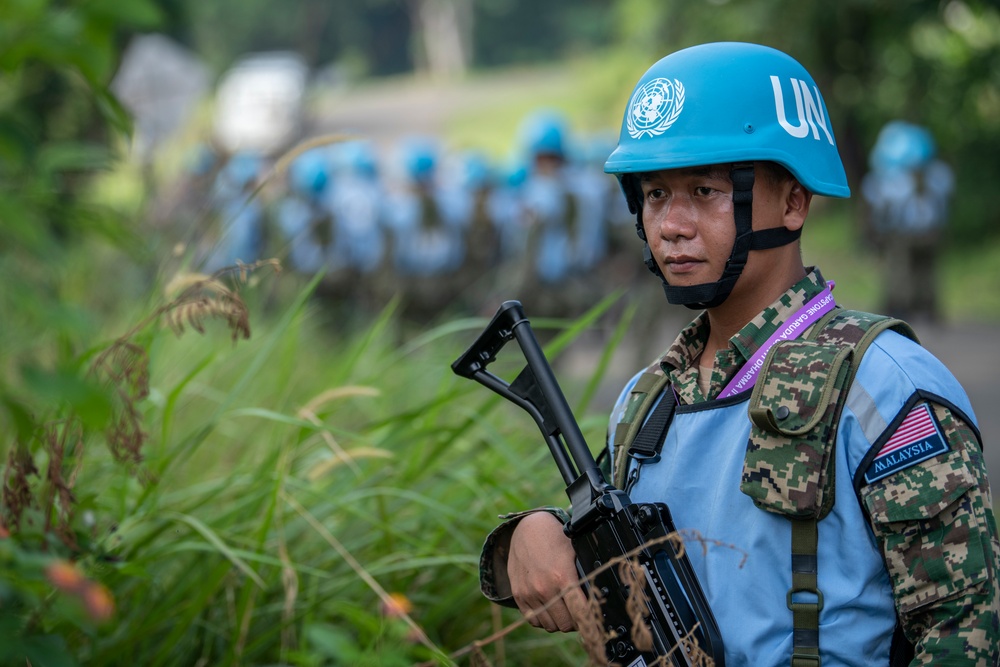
507,511,588,633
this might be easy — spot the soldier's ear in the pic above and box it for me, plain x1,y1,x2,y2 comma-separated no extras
783,181,812,232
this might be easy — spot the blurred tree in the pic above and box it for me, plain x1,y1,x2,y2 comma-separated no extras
472,0,614,66
408,0,473,78
185,0,413,76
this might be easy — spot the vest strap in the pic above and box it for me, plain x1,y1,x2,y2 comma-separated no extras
627,389,676,460
612,371,670,488
788,518,822,667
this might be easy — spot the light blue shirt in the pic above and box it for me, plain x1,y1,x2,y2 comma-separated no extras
609,331,977,666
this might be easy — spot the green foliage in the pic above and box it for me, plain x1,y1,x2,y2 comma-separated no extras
0,0,161,367
3,263,617,664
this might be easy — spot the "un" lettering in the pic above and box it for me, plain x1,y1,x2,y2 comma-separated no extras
770,76,834,145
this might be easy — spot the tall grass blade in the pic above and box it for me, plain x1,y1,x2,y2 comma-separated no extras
161,511,267,588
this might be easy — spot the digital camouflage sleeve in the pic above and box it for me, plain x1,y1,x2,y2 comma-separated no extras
860,401,1000,665
479,507,570,608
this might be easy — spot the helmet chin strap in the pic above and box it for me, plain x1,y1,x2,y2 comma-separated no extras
628,164,801,310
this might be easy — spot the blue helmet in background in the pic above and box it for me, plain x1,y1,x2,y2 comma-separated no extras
519,109,570,160
869,121,935,173
334,139,379,178
400,136,439,183
288,148,330,196
604,42,849,309
459,150,494,190
499,159,528,189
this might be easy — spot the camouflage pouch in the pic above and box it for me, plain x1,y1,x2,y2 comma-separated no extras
740,339,854,520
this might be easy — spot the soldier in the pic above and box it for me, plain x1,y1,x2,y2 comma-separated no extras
327,140,385,276
201,150,266,272
516,110,608,317
275,147,339,276
478,43,998,665
862,121,954,323
382,136,471,318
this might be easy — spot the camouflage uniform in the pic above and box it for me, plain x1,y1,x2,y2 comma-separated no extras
480,268,999,664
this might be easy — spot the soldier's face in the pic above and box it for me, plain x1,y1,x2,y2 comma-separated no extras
638,164,806,305
638,165,738,289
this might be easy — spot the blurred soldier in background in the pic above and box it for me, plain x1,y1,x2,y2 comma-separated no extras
517,110,607,316
453,149,505,312
326,140,386,314
383,136,471,319
488,159,529,266
275,147,340,278
202,150,266,272
862,121,954,323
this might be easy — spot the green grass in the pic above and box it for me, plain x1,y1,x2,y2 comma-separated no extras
1,266,610,666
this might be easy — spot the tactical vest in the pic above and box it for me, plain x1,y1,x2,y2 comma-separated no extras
610,308,918,667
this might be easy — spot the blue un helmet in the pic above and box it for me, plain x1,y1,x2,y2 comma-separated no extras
288,148,330,197
334,139,379,178
519,109,569,161
605,42,850,308
400,136,439,185
869,120,935,173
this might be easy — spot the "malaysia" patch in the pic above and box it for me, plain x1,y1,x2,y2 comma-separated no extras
864,404,950,484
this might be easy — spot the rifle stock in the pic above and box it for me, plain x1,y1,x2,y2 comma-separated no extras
453,300,725,666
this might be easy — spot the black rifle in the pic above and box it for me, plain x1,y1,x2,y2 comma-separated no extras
452,300,725,667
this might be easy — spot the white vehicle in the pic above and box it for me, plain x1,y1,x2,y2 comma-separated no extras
213,52,308,157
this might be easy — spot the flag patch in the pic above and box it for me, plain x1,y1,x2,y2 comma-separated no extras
864,404,949,484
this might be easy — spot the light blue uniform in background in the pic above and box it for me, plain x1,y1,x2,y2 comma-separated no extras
203,151,265,271
327,141,385,274
275,148,344,274
383,137,471,277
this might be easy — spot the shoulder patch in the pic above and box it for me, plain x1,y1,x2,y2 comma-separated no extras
864,403,950,485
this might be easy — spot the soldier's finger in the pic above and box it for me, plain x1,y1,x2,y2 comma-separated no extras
516,599,560,632
563,585,590,632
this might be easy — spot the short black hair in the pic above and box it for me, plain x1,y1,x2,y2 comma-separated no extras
754,161,797,190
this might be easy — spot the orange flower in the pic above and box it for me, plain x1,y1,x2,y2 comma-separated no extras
380,592,413,619
0,524,9,539
82,582,115,622
46,560,115,622
46,560,86,593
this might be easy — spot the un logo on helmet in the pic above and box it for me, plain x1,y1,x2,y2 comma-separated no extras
627,78,685,139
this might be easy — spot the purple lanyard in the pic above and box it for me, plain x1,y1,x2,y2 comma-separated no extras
717,283,837,399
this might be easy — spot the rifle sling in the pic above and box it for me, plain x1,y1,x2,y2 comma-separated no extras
628,389,676,461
